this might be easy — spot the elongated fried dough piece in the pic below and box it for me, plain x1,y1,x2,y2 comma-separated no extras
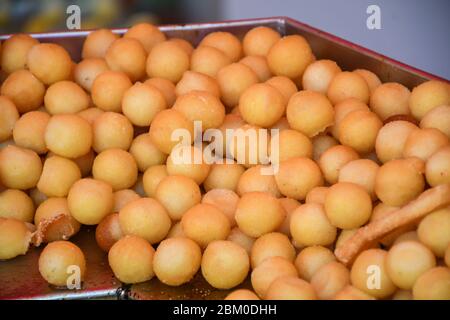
335,184,450,265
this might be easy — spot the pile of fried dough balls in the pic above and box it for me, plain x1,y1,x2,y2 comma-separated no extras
0,23,449,300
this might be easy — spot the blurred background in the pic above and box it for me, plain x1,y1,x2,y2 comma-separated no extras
0,0,448,79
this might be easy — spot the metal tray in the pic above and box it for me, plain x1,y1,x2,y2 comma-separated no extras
0,16,447,300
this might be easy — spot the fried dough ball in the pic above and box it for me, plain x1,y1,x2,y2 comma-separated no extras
27,43,72,85
230,124,271,168
412,267,450,300
250,232,295,268
217,113,246,157
295,246,336,281
275,157,323,200
217,63,258,108
243,26,281,57
225,289,260,300
417,207,450,257
403,128,449,161
386,241,436,290
426,146,450,186
339,110,382,154
108,235,155,284
202,189,239,227
318,145,359,184
95,213,123,252
2,34,38,74
144,79,175,107
240,55,271,82
333,285,376,300
338,159,379,199
267,35,313,79
93,112,133,153
409,80,450,120
38,241,86,286
204,162,245,192
142,165,167,197
166,145,210,184
325,182,372,229
0,218,31,260
375,120,418,163
1,70,45,113
73,58,109,92
190,45,231,78
77,107,103,125
237,165,281,198
37,155,81,197
420,105,450,138
312,134,338,161
266,276,317,300
146,41,190,83
369,82,411,121
124,22,166,53
227,227,255,254
45,81,89,115
181,203,230,248
305,186,329,205
331,98,369,139
173,90,225,130
277,197,301,236
0,145,42,190
82,29,118,59
302,59,341,94
286,90,334,137
155,175,201,221
375,158,425,206
129,133,167,172
119,197,171,244
353,69,381,94
235,192,285,238
265,76,298,104
113,189,140,213
68,178,114,225
13,110,49,154
350,249,397,298
0,189,34,222
327,71,370,104
148,109,194,155
91,70,132,112
272,129,313,164
199,32,242,62
175,70,220,97
251,256,298,298
0,96,19,142
168,38,194,56
153,237,201,286
310,261,350,300
105,38,146,82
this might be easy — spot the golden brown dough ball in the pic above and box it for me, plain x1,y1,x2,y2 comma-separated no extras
272,129,313,164
225,289,260,300
237,165,281,198
0,145,42,190
108,235,155,284
403,128,449,161
77,107,104,125
286,90,334,137
338,159,380,199
204,162,245,192
312,134,338,161
190,45,231,78
105,38,146,82
95,213,123,252
276,198,300,237
0,189,34,222
13,110,49,154
267,35,314,80
166,146,210,184
146,41,189,83
153,237,201,286
175,70,220,97
353,69,381,94
239,55,272,82
27,43,72,85
0,218,31,260
217,63,259,108
290,203,337,246
148,109,194,154
129,133,167,172
265,76,298,105
305,186,329,205
339,110,383,154
142,164,167,197
243,26,281,57
295,246,336,281
275,157,323,200
325,182,372,229
172,90,225,130
227,227,255,254
91,70,132,112
68,178,114,225
250,232,295,268
0,96,19,142
202,189,239,227
425,146,450,186
350,249,397,298
302,59,342,94
92,111,133,152
168,38,194,56
119,197,171,244
369,82,411,121
37,155,81,197
327,71,370,105
333,285,376,300
82,29,119,59
235,192,285,238
113,189,140,213
124,23,166,53
311,261,350,300
1,70,45,113
44,80,89,115
420,105,450,138
412,267,450,300
266,276,317,300
45,114,92,158
199,32,242,62
144,77,177,107
375,120,418,163
318,145,360,184
409,80,450,120
155,175,201,221
73,58,109,92
417,207,450,257
251,256,298,298
0,33,38,73
38,241,86,286
330,98,369,139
